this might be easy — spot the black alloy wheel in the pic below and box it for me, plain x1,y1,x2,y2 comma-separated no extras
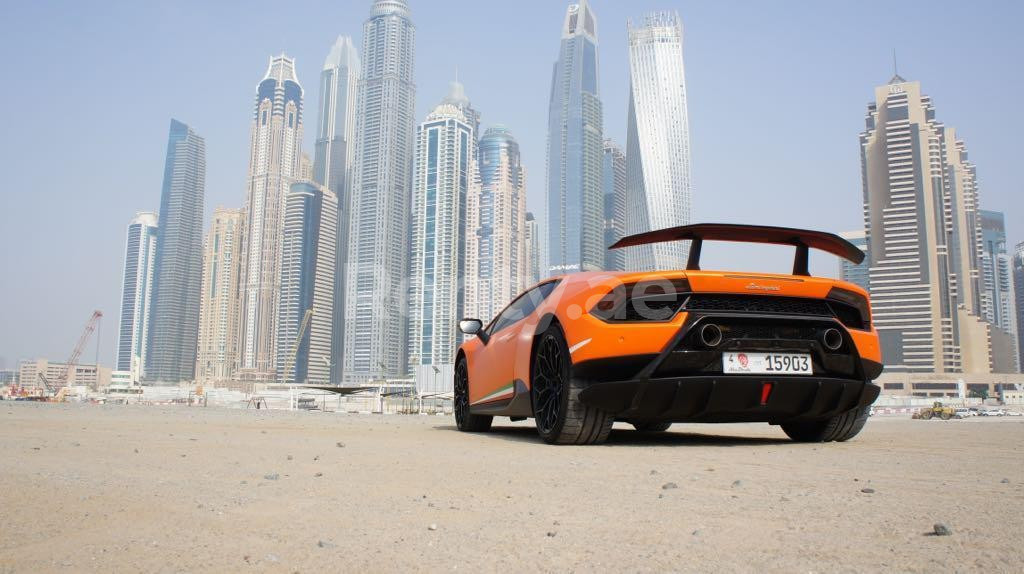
531,324,613,445
454,357,492,432
532,334,565,436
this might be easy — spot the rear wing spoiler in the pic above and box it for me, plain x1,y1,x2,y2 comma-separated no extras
608,223,865,277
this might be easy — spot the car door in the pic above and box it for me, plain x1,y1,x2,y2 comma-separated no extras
470,283,553,405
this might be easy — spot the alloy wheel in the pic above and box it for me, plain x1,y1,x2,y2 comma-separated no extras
454,360,470,426
533,335,565,435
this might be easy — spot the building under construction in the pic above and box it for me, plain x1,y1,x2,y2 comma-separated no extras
16,360,111,394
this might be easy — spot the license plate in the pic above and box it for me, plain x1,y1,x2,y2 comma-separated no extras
722,352,812,375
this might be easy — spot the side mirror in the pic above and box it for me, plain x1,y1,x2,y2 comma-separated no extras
458,318,488,343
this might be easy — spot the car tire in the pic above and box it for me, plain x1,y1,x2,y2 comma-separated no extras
531,323,613,445
454,356,492,432
630,420,673,432
781,405,870,443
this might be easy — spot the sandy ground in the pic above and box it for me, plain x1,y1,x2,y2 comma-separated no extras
1,403,1022,573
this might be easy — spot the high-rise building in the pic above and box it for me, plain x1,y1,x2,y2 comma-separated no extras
116,211,158,383
625,11,692,271
195,208,243,382
408,94,476,371
546,0,604,276
313,36,360,384
602,140,626,271
344,0,416,383
1013,242,1024,371
838,230,870,293
979,211,1016,334
861,76,991,373
238,55,304,381
145,119,206,384
524,212,539,287
465,126,527,326
275,183,338,384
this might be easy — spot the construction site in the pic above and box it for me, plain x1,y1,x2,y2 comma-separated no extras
2,308,454,414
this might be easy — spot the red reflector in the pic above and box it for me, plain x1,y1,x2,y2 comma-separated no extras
760,382,773,406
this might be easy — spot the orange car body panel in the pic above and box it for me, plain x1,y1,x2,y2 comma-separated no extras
460,268,881,405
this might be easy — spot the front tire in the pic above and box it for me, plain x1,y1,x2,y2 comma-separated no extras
781,405,870,443
454,357,492,432
531,324,613,445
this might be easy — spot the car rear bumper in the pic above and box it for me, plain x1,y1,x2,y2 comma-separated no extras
578,375,881,424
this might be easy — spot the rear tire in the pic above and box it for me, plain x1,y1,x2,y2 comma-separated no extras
781,405,870,443
454,357,492,432
630,420,673,432
531,323,613,445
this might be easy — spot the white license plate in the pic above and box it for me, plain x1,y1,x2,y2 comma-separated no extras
722,352,812,375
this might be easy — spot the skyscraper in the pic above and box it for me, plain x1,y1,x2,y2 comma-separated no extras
625,11,692,271
838,230,870,293
1013,242,1024,371
313,36,360,384
408,94,475,371
465,126,527,325
275,183,338,384
116,211,158,383
145,119,205,384
238,55,304,381
861,76,991,373
524,212,539,287
602,140,626,271
344,0,416,383
546,0,604,276
196,208,243,382
979,211,1016,334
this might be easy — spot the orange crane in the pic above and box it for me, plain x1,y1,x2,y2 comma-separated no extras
55,310,103,390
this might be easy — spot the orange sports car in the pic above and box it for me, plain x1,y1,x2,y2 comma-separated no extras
454,224,882,445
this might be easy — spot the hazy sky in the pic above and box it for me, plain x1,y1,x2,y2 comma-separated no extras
1,0,1021,368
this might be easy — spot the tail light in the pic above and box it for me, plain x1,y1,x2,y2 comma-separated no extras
826,287,871,329
590,278,691,322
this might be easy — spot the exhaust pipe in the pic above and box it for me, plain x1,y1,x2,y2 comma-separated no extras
700,323,723,348
822,328,843,351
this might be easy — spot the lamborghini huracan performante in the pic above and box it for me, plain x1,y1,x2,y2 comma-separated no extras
454,224,883,445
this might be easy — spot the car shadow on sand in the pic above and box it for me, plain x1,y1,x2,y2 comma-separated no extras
433,425,792,446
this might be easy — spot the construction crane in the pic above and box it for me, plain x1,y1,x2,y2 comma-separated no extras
56,310,103,390
281,309,314,384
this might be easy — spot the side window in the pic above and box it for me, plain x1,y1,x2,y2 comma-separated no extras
486,280,560,336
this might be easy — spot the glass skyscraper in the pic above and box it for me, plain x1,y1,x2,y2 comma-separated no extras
1013,242,1024,371
625,11,692,271
602,140,626,272
408,93,475,371
838,230,870,293
145,119,206,384
275,183,338,384
239,55,304,381
344,0,416,382
465,126,527,326
979,211,1016,334
116,211,157,382
313,35,359,385
545,0,604,276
